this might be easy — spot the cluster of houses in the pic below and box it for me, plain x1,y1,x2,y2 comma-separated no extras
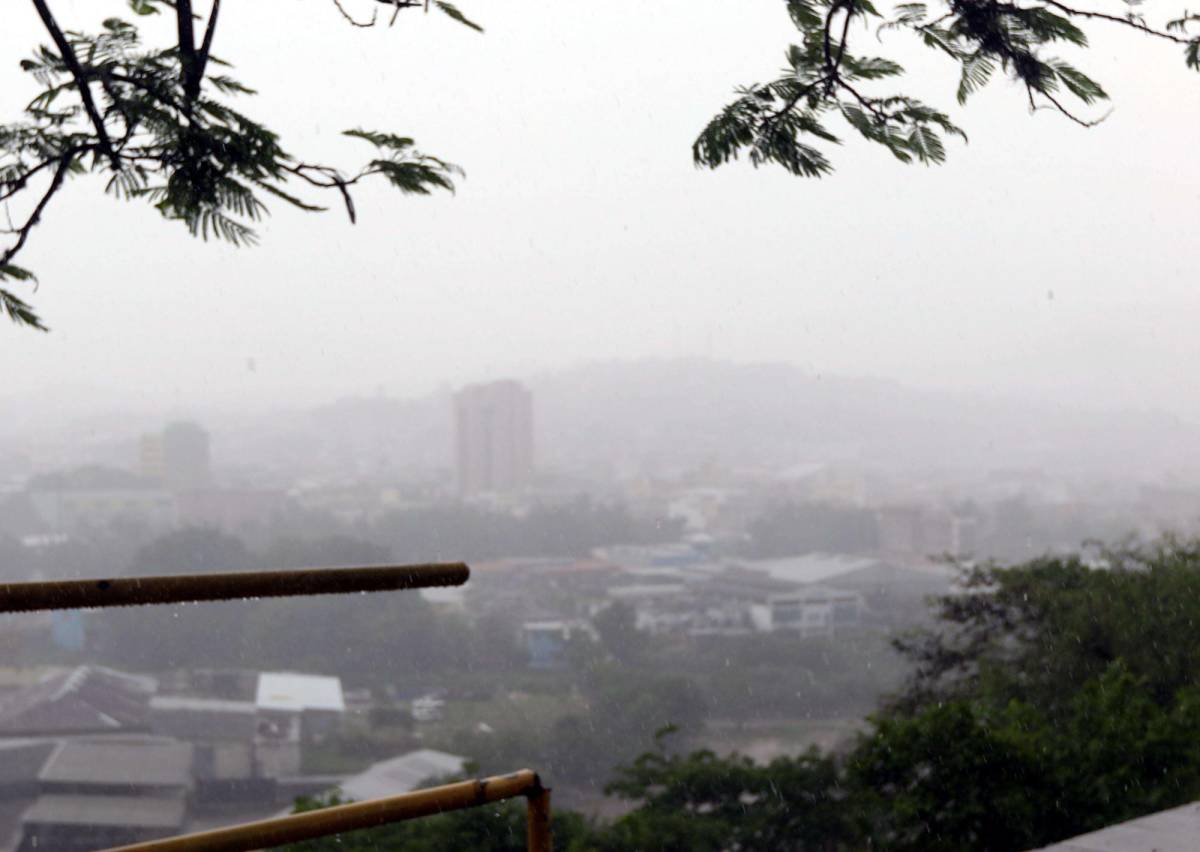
462,545,955,669
0,666,463,850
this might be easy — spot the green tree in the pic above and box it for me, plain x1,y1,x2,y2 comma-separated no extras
848,701,1055,851
849,536,1200,849
1,0,476,329
590,536,1200,851
6,1,1200,329
128,525,254,575
602,735,856,852
891,537,1200,714
92,527,257,669
249,534,455,677
694,0,1200,177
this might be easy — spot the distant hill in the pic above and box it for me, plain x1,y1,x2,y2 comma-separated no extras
6,359,1198,487
231,358,1199,484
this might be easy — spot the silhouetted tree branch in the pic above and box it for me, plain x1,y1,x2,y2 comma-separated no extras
1,0,478,330
694,0,1199,176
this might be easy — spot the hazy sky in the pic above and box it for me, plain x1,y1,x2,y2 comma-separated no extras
1,0,1198,419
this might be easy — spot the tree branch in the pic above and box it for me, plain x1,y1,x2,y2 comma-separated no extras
833,4,854,71
333,0,378,27
286,163,358,222
0,153,73,267
29,0,121,171
175,0,200,106
361,0,421,13
0,150,80,203
195,0,222,87
1028,82,1109,127
1041,0,1196,45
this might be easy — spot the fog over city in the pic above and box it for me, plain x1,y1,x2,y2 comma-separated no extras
1,0,1199,419
2,0,1200,850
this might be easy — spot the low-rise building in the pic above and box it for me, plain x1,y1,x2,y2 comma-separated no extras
17,793,186,851
14,736,192,852
149,696,264,804
254,672,345,777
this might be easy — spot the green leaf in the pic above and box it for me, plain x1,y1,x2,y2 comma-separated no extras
370,159,458,195
0,263,35,283
344,129,416,150
906,125,945,164
893,3,926,23
787,0,823,30
1017,7,1088,47
0,265,45,330
433,1,483,33
957,53,996,105
920,26,964,59
208,75,257,96
845,56,905,80
1053,62,1108,104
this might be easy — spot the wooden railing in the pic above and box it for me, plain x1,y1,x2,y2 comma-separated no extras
0,563,554,851
106,770,552,852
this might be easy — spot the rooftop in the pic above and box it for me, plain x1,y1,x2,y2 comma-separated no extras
741,554,883,586
149,695,256,714
0,739,56,786
21,794,186,829
338,749,468,801
0,666,156,736
256,672,345,714
39,738,192,788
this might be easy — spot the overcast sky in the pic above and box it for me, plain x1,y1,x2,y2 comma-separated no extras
1,0,1198,421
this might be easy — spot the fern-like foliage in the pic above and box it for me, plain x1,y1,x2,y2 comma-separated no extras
1,0,477,330
695,0,1199,176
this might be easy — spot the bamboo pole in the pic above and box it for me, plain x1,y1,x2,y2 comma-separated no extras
105,771,545,852
526,784,554,852
0,563,469,613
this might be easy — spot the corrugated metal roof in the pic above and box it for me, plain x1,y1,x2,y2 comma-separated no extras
21,794,185,828
256,672,344,713
0,739,56,785
1032,801,1200,851
0,666,154,735
38,738,192,788
338,749,468,801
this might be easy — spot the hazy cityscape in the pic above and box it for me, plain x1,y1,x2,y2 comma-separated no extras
2,357,1199,847
3,0,1200,847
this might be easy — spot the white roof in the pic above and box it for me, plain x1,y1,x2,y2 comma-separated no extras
255,672,345,713
740,554,881,586
338,749,468,801
150,695,257,714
